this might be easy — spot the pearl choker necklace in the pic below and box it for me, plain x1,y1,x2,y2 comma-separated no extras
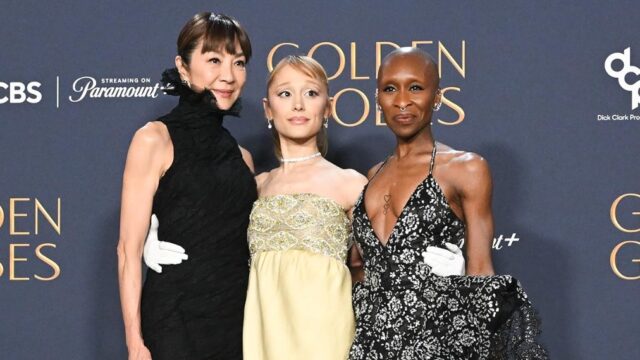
279,152,321,163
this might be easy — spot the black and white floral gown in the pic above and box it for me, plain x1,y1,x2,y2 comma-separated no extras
349,144,548,360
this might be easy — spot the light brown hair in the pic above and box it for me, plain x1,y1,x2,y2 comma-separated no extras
267,55,330,158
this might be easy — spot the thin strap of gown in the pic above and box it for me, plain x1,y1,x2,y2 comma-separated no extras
428,142,437,175
369,156,391,182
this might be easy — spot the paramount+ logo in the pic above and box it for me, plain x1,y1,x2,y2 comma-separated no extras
605,47,640,110
0,81,42,104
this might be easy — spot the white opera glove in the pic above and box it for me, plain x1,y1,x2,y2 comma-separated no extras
143,214,188,273
422,243,465,276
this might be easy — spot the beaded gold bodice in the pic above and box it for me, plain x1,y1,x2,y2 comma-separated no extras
247,193,351,263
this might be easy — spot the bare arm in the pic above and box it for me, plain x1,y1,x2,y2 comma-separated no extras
348,245,365,283
456,154,495,275
116,123,169,357
343,169,368,283
239,146,255,174
254,172,270,196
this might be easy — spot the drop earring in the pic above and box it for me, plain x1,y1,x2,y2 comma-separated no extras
323,118,329,128
433,89,442,111
267,119,273,129
377,104,385,122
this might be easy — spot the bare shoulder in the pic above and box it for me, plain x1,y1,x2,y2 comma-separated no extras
254,171,272,191
238,145,255,173
443,150,492,196
129,121,170,153
435,142,489,174
339,168,368,186
449,151,490,176
320,161,367,186
123,121,171,177
366,161,385,179
238,145,252,159
326,166,366,206
340,168,368,197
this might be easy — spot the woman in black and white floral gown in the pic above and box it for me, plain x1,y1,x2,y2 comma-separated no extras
349,144,546,359
348,48,548,359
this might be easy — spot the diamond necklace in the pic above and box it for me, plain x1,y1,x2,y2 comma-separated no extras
279,152,322,163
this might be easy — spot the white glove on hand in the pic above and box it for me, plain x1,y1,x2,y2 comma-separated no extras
422,243,465,276
143,214,188,273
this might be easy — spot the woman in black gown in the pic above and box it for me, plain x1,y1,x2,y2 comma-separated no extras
117,13,256,360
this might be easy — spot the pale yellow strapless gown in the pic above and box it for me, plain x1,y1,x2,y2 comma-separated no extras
243,193,354,360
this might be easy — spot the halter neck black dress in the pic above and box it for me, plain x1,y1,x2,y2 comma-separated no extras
349,144,548,359
140,69,257,359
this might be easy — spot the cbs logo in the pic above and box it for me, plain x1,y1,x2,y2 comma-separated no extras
0,81,42,104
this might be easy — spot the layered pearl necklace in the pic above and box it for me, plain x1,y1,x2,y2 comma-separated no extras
279,152,322,164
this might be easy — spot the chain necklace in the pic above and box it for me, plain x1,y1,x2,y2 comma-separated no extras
279,152,322,164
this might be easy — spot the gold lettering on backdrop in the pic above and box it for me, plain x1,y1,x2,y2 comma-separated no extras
610,193,640,233
410,40,435,76
410,41,466,79
9,244,30,280
34,243,61,281
411,40,434,48
350,42,369,80
438,87,466,126
1,197,62,282
266,40,467,127
375,41,401,78
308,42,345,80
9,198,30,235
610,241,640,280
610,193,640,280
332,88,370,127
35,198,61,235
267,43,300,72
438,41,466,78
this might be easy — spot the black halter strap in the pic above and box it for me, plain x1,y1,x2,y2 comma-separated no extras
369,156,390,181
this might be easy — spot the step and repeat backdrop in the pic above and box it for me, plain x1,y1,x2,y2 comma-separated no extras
1,1,638,359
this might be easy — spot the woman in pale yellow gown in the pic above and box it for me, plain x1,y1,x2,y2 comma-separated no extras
242,56,368,360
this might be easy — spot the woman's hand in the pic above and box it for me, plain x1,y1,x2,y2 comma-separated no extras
127,340,152,360
422,243,465,276
143,214,188,273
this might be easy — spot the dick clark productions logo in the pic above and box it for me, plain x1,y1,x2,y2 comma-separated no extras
605,47,640,110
